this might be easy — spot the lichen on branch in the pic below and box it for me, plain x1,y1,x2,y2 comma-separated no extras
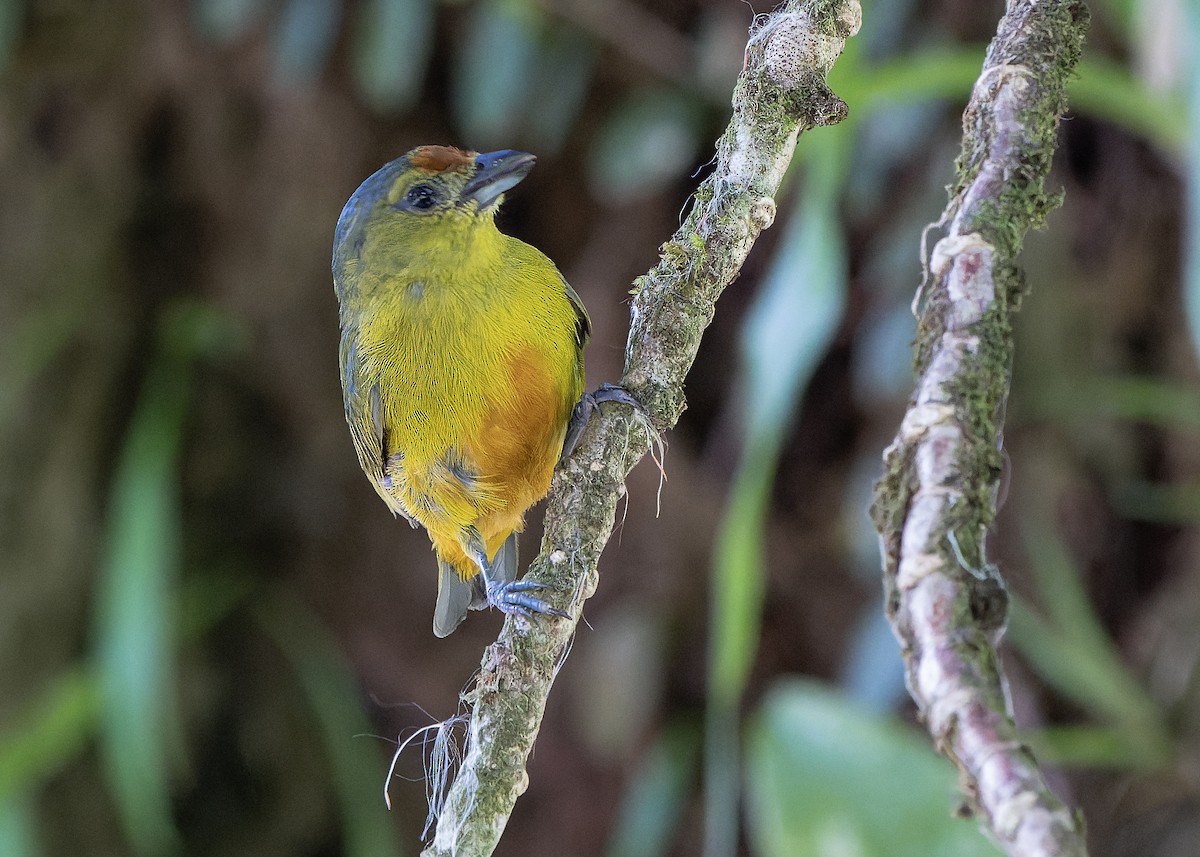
871,2,1091,857
420,2,861,855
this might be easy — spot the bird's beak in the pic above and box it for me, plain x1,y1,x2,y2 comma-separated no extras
460,150,536,210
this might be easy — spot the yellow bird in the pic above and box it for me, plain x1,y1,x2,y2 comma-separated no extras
333,145,628,636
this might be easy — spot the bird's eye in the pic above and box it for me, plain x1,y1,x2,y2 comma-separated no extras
399,184,439,213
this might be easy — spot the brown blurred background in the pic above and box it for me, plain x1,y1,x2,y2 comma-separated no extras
2,0,1199,855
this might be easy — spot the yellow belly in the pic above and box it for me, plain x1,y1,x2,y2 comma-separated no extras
366,281,581,579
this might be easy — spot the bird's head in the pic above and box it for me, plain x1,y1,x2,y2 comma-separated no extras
333,145,535,287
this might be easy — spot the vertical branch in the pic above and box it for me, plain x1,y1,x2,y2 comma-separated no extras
420,2,861,855
871,2,1090,857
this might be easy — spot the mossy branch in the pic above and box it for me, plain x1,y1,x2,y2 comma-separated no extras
870,1,1090,856
420,2,861,855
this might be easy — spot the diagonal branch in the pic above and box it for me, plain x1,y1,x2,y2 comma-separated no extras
871,2,1090,856
420,2,861,854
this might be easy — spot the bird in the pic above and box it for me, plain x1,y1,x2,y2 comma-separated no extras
332,145,630,636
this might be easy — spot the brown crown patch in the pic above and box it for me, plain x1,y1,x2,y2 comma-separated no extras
408,145,474,173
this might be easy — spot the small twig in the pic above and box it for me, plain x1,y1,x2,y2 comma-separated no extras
871,2,1090,856
421,2,861,855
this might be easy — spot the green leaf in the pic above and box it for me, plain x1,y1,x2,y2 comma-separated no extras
746,679,1003,857
605,721,699,857
1006,520,1171,765
272,0,342,83
191,0,267,43
526,27,596,153
451,0,541,146
256,597,406,857
1109,480,1200,523
93,357,191,854
710,130,850,706
0,0,23,73
588,88,702,204
706,129,849,857
739,132,848,442
89,302,236,854
352,0,435,113
0,795,40,857
846,46,984,114
1185,2,1200,362
1069,57,1185,152
0,573,249,811
0,669,100,804
1024,725,1152,768
1021,375,1200,431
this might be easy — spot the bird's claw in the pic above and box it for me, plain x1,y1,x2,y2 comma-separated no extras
485,579,570,620
591,383,641,410
560,383,644,463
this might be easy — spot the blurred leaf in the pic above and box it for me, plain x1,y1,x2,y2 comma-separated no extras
191,0,267,43
1007,520,1171,765
839,599,908,713
0,0,22,73
451,0,541,146
0,669,100,804
93,304,219,853
256,597,406,857
1185,2,1200,361
708,451,772,713
160,298,250,362
94,373,188,852
852,300,917,402
0,795,39,857
588,88,702,204
739,131,848,441
605,720,700,857
1094,0,1136,38
842,46,1184,153
706,129,849,857
844,46,983,114
1021,375,1200,431
175,568,257,640
1109,480,1200,523
352,0,435,113
272,0,342,83
0,574,249,810
1070,57,1186,151
746,679,1003,857
855,0,921,61
1024,724,1152,768
572,606,665,759
0,302,83,432
1008,596,1171,765
526,27,596,154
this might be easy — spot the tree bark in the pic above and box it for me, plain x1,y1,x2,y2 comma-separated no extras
871,2,1091,856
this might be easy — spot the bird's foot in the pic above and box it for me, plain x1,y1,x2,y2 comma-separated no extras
485,577,570,620
560,383,644,463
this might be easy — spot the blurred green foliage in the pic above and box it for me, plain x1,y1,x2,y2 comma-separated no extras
706,127,848,857
746,680,1003,857
1,0,1198,855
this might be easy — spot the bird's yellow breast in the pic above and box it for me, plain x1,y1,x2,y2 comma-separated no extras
352,231,583,569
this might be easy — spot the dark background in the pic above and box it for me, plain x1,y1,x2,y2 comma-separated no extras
2,0,1198,855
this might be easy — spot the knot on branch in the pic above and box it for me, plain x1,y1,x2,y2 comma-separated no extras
754,4,861,87
750,196,777,230
928,232,996,331
971,63,1036,103
747,6,859,128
